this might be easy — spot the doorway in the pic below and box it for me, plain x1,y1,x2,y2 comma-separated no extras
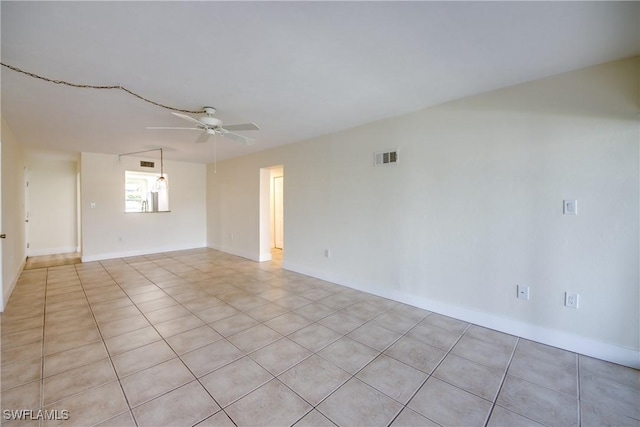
273,175,284,250
259,165,283,262
24,154,79,257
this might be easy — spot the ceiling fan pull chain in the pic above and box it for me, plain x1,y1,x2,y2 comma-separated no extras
214,135,218,174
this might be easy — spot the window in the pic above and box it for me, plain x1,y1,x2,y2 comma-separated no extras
125,171,169,213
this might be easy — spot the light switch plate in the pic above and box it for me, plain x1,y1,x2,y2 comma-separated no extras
563,200,577,215
517,285,530,300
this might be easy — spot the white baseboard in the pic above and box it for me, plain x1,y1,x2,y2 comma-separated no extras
81,243,206,263
27,246,79,257
282,260,640,369
2,258,26,312
259,252,272,262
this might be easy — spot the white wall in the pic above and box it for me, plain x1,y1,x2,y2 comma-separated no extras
81,152,206,261
25,152,78,255
207,57,640,367
1,118,27,311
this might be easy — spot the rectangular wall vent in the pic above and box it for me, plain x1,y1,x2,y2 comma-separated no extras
140,161,155,168
374,150,398,166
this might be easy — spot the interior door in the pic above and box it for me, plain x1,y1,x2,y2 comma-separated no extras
273,175,284,249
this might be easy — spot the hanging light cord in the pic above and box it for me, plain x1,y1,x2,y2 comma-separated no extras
1,62,205,114
118,148,162,159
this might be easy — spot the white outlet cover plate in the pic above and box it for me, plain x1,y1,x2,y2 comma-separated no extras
565,292,579,308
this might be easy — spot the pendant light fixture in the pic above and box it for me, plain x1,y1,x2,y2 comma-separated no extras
156,148,167,190
118,147,167,191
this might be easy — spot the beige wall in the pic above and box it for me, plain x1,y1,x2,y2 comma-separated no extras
207,57,640,367
81,152,207,261
1,118,27,310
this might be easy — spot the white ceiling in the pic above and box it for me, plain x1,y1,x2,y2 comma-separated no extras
2,1,638,163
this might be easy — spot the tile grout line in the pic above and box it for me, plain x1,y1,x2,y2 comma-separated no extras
175,255,285,425
112,255,227,419
243,307,395,422
487,339,567,427
309,311,438,426
165,264,393,424
387,320,472,427
123,253,269,425
113,255,236,424
103,256,197,418
11,249,621,427
73,261,138,427
0,252,332,426
39,267,49,427
39,268,100,407
163,252,279,427
576,353,581,427
483,336,519,427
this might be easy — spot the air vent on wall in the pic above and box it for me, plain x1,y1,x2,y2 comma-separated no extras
140,161,155,168
374,150,398,166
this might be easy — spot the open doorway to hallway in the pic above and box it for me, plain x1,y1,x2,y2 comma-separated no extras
24,152,80,258
259,165,283,262
272,174,284,250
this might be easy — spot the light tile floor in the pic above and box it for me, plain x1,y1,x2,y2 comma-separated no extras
1,248,638,427
23,253,82,270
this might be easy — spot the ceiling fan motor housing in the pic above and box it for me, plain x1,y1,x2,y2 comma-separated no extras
200,107,222,127
200,116,222,127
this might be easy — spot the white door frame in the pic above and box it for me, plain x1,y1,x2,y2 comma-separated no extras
0,141,3,310
273,175,284,250
258,165,284,262
24,167,30,256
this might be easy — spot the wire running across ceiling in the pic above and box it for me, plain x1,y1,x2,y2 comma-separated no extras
1,62,204,114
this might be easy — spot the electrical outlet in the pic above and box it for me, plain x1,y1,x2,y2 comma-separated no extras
565,292,579,309
324,249,331,258
517,285,530,300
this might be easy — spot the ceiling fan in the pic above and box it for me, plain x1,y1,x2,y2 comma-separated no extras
147,107,259,144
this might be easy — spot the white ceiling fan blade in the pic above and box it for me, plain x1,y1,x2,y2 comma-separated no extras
222,131,255,145
195,132,212,144
146,126,201,130
222,123,260,132
171,112,206,126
